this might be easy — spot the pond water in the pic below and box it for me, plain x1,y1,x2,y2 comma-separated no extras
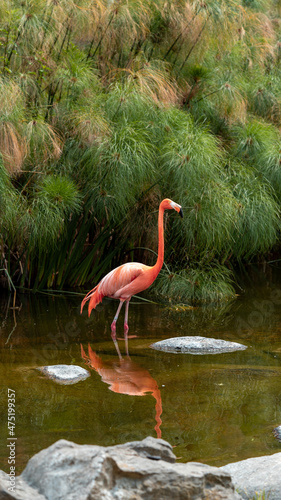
1,266,281,473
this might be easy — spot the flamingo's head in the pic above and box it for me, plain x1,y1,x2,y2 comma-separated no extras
162,198,183,217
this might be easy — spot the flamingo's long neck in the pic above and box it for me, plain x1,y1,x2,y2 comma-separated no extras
152,202,165,278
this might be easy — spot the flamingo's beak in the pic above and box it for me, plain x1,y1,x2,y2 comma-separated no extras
179,207,183,218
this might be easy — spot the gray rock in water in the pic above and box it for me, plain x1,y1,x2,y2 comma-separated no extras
37,364,90,385
150,336,247,354
220,452,281,500
273,425,281,442
1,437,241,500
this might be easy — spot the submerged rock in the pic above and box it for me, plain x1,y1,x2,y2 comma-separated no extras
150,336,247,354
273,425,281,442
0,437,241,500
220,452,281,500
37,364,90,385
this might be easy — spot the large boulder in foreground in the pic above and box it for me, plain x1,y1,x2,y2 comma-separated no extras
0,470,45,500
150,336,247,354
220,452,281,500
0,437,241,500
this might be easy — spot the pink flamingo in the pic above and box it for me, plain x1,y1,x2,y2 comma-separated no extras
81,198,183,353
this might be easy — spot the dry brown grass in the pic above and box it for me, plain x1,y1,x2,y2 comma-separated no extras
0,122,26,175
24,121,63,166
109,59,180,106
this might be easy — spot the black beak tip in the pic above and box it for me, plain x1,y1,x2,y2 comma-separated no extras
179,207,183,218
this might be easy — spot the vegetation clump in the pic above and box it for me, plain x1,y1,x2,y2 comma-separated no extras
1,0,281,303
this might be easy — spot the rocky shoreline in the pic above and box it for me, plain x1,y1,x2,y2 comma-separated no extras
0,436,280,500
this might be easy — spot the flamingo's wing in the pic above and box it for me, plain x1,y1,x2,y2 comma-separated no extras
99,262,149,299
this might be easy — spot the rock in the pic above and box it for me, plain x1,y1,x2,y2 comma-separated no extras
2,437,241,500
112,435,176,463
37,365,90,385
273,425,281,442
220,452,281,500
150,336,247,354
0,470,45,500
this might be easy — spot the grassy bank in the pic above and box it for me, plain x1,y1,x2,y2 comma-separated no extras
1,0,281,302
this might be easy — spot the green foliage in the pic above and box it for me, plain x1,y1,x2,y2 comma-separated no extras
159,108,238,254
228,161,280,258
77,120,156,225
0,156,19,232
152,265,235,304
37,176,82,215
232,119,281,198
2,0,281,302
25,175,82,256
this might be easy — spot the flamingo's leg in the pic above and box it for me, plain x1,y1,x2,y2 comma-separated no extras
124,300,130,357
111,300,124,334
124,300,130,333
111,300,124,360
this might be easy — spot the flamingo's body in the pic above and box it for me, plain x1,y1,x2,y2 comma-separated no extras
81,261,154,317
81,198,183,352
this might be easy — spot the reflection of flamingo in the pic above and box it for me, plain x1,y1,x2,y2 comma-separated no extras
80,199,183,355
81,344,162,439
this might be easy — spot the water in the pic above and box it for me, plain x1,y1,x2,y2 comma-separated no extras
1,267,281,473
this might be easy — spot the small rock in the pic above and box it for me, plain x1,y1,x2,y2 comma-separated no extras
220,452,281,500
37,365,90,385
273,425,281,442
150,336,247,354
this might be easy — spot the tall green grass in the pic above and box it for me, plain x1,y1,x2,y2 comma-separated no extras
1,0,281,303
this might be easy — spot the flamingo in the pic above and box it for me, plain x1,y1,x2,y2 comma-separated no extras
80,198,183,353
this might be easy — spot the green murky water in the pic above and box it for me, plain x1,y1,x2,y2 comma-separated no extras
1,268,281,473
